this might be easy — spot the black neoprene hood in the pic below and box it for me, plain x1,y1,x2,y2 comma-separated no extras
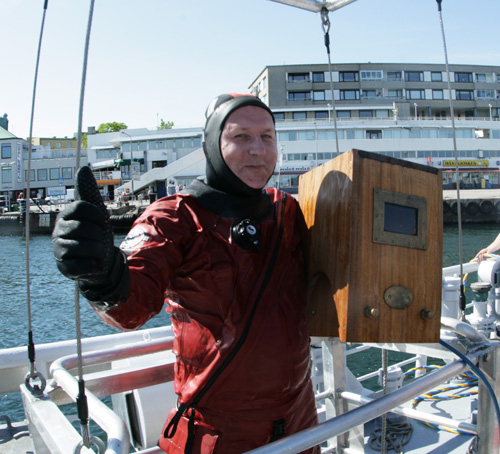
202,94,275,197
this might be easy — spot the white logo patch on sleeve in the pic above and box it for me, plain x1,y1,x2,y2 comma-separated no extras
120,227,150,253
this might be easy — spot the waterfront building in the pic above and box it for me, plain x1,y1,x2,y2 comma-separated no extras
3,62,500,203
98,62,500,196
248,62,500,192
0,124,84,209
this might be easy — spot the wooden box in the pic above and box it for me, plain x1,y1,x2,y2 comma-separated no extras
298,149,443,343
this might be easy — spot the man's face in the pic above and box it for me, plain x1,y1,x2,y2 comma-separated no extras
220,105,277,189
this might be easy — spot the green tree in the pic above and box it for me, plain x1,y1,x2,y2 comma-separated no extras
158,119,174,130
97,122,128,133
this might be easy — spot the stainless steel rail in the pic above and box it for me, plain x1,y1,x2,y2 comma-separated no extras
49,336,174,454
244,347,487,454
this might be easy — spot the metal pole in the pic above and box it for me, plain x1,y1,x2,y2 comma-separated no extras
121,131,133,201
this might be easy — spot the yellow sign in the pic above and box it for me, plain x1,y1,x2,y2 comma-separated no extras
443,160,489,167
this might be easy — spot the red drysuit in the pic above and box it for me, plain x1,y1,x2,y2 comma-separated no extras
96,188,318,453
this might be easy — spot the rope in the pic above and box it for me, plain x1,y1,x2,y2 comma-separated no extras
381,349,388,454
407,365,478,435
368,421,413,454
320,7,340,156
369,352,414,453
435,0,466,320
24,0,49,397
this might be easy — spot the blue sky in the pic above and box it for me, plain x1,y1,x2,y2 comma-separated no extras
2,0,499,138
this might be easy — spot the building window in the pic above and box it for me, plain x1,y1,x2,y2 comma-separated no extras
56,142,61,148
387,71,402,81
1,143,11,159
317,130,336,140
288,91,311,101
432,89,444,100
359,110,373,118
315,111,328,119
193,137,202,147
62,167,72,179
431,72,443,82
274,112,285,121
337,110,351,118
361,90,376,99
477,89,495,99
288,73,310,83
366,130,382,139
66,142,72,148
476,73,486,82
293,112,307,120
407,89,425,100
340,90,359,100
50,168,59,180
1,166,12,183
456,90,474,100
37,169,48,181
376,110,389,118
405,71,424,82
388,89,403,98
360,70,382,80
339,71,359,82
24,170,35,181
313,90,325,101
298,131,316,140
312,72,325,83
455,72,473,83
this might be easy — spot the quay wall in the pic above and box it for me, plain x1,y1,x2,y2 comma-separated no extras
0,205,145,236
443,189,500,225
2,190,500,235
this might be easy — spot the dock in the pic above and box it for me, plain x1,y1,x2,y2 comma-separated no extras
1,190,500,235
443,189,500,224
0,201,147,236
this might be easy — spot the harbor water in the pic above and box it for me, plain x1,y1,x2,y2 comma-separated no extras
1,225,499,427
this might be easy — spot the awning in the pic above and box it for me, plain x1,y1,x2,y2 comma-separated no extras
96,179,121,186
92,159,119,170
117,158,145,166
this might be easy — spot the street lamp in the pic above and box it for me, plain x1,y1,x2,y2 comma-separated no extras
121,131,134,201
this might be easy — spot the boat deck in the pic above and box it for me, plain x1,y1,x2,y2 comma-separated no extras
0,418,33,454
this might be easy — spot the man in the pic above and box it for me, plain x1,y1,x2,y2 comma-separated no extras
53,94,318,453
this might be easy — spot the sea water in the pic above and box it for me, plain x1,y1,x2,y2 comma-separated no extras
1,225,499,426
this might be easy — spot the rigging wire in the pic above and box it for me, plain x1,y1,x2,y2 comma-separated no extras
321,7,340,156
73,1,102,451
436,0,467,320
24,0,49,397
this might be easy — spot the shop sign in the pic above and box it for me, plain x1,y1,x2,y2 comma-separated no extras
442,160,489,167
279,165,312,172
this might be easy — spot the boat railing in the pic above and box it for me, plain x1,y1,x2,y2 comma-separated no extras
46,336,175,454
243,343,492,454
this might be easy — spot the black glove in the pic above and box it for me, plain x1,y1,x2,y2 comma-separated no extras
52,166,129,310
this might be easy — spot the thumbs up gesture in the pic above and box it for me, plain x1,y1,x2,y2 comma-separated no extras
52,166,129,309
